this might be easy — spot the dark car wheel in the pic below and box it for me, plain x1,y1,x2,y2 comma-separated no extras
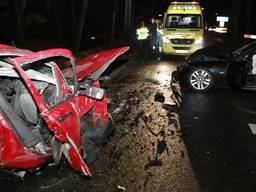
187,68,214,92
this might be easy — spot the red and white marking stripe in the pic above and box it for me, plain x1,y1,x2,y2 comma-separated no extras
244,34,256,40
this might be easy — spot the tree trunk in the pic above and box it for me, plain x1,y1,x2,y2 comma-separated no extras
8,0,16,42
232,0,241,39
124,0,132,33
45,0,56,34
245,0,252,34
16,0,26,43
45,0,53,20
68,0,76,38
53,0,63,39
111,0,119,45
74,0,89,53
128,0,132,32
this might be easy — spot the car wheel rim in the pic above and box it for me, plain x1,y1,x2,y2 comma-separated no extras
190,70,211,90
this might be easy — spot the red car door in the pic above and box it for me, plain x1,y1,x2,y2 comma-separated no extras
10,49,91,176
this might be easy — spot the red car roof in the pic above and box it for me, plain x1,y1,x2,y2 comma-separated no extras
0,44,32,56
9,48,73,65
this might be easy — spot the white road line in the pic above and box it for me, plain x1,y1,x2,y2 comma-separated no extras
249,123,256,135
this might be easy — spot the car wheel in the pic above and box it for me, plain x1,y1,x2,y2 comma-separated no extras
187,68,213,92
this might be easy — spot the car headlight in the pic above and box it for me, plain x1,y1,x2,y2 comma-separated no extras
163,36,170,43
194,37,203,45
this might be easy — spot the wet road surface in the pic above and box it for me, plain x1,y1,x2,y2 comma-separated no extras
180,88,256,192
1,52,256,192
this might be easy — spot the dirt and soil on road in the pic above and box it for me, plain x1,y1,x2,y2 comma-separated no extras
0,57,201,192
89,76,200,192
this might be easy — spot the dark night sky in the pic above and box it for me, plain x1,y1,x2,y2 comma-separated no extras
0,0,255,43
0,0,253,27
134,0,256,29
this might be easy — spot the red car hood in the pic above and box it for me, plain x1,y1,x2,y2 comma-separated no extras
74,47,129,81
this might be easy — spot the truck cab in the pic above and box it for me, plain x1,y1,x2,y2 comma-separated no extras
162,1,204,55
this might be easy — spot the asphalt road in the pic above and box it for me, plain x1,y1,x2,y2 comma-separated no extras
1,42,256,192
180,87,256,192
106,54,256,192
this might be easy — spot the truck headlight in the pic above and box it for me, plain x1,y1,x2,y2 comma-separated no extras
163,36,170,43
194,37,203,45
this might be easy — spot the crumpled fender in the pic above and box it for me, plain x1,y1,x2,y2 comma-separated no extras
64,133,92,176
41,111,91,176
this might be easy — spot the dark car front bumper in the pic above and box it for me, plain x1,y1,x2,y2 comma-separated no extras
172,63,189,84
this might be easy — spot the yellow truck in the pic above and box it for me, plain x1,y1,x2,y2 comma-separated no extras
162,1,204,55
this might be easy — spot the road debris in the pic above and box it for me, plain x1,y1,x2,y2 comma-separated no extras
98,76,111,81
157,140,167,155
180,151,185,158
130,110,150,127
162,103,177,112
117,185,126,191
194,116,200,120
145,159,163,169
154,92,165,103
0,171,26,181
113,99,127,114
144,172,154,187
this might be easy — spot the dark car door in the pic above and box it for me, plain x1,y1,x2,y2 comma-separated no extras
227,60,249,89
227,42,256,89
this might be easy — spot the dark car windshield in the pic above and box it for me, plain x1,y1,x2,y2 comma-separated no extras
165,14,202,29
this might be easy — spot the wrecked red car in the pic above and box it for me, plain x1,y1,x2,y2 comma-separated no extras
0,44,129,176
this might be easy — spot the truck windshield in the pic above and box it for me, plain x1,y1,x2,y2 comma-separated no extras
165,14,202,29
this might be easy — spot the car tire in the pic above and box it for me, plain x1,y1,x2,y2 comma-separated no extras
187,67,214,92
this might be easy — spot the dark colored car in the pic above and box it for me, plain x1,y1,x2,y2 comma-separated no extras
175,41,256,92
